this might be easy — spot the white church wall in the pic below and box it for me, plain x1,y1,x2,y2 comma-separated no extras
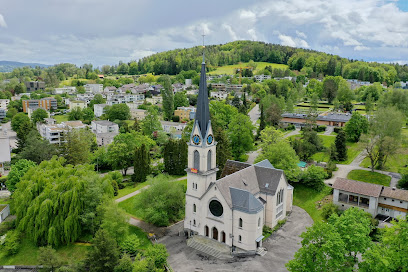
232,209,263,252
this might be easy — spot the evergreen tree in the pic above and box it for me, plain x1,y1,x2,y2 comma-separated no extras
256,104,265,140
162,75,174,121
214,127,232,178
86,229,120,272
335,129,347,161
132,144,151,183
163,139,187,175
132,118,141,132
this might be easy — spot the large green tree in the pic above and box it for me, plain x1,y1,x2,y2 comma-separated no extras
228,113,254,160
13,157,114,246
11,112,33,150
6,159,36,192
161,75,174,121
173,91,189,110
344,112,369,142
85,229,120,272
61,129,95,165
31,108,48,124
335,129,347,161
19,130,58,164
141,107,162,137
106,104,130,121
132,144,151,182
214,126,232,178
163,139,187,175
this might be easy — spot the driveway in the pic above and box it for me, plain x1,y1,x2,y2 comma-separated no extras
159,206,312,272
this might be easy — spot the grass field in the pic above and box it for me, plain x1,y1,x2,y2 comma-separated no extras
347,170,391,186
292,184,332,222
208,62,288,75
114,181,149,200
54,114,69,123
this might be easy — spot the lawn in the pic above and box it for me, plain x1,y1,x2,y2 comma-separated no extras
114,181,149,200
54,114,69,123
347,170,391,186
292,184,332,222
0,198,9,205
208,62,288,75
0,236,90,266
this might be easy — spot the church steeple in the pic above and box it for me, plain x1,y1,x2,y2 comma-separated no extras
194,38,210,139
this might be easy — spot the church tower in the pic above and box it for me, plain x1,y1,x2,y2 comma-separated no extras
184,42,217,234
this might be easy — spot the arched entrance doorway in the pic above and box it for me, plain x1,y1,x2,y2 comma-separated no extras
221,231,226,243
204,226,209,237
212,227,218,241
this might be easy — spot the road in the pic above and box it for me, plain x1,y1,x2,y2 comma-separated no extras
248,104,260,126
1,122,17,149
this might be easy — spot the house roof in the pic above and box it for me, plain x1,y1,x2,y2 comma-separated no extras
230,187,264,214
92,120,117,126
332,178,383,197
381,187,408,202
254,159,275,169
220,160,251,178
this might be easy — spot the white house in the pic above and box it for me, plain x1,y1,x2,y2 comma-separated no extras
84,84,103,93
69,100,87,110
53,86,76,95
184,54,293,255
0,99,10,110
37,121,87,144
160,121,187,133
91,120,119,134
94,104,108,118
333,178,408,219
130,109,147,120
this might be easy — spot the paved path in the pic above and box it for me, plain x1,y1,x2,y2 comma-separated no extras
248,104,260,126
324,126,334,135
159,206,313,272
284,128,301,139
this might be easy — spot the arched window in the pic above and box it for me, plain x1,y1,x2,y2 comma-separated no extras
205,226,209,237
194,150,200,170
193,219,196,226
193,204,196,213
258,218,261,227
238,235,242,243
207,150,212,170
239,218,243,228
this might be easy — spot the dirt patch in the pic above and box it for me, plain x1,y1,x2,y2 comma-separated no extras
315,195,333,210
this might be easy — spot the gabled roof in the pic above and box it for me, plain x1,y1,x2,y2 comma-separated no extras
230,187,263,214
254,159,275,169
381,187,408,202
332,178,383,197
220,160,251,178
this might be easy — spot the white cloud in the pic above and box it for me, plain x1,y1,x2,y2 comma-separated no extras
222,24,238,40
296,30,307,39
239,10,257,22
0,14,7,28
278,34,309,48
354,45,370,51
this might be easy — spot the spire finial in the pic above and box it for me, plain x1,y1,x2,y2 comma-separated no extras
202,34,206,63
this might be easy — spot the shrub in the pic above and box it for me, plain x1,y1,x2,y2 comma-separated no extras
3,230,21,256
286,124,295,131
120,234,140,256
397,174,408,189
314,125,326,132
300,165,328,191
321,203,340,220
171,116,180,122
333,127,342,134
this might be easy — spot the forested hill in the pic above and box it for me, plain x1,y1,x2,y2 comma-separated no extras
0,61,50,72
132,40,407,83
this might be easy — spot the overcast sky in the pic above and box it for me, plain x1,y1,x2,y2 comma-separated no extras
0,0,407,67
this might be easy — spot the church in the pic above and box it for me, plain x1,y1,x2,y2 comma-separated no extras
184,49,294,254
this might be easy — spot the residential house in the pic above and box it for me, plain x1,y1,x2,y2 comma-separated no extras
174,106,196,121
254,75,272,82
146,95,163,105
332,178,408,219
69,100,87,110
37,121,87,145
160,121,187,134
130,109,147,120
0,131,11,174
53,86,76,95
25,81,45,92
210,91,228,100
0,109,6,121
84,84,103,93
91,120,119,146
94,104,108,118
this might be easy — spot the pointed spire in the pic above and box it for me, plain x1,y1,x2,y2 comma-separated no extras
194,36,210,138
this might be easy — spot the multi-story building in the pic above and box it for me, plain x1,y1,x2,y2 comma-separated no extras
254,75,272,82
160,121,187,133
91,120,119,146
333,178,408,219
130,109,147,120
53,86,76,95
22,98,57,113
0,99,10,110
106,94,145,105
69,100,87,110
94,104,107,118
145,95,163,105
210,91,228,100
174,106,196,121
37,121,87,144
0,109,6,121
84,84,103,93
25,81,45,92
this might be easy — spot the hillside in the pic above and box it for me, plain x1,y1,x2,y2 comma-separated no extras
208,62,288,75
0,60,50,72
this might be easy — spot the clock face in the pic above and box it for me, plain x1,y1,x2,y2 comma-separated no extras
193,134,201,145
207,134,213,145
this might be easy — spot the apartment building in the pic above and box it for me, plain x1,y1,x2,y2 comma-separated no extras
22,98,57,113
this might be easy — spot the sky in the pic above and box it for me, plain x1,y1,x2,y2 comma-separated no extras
0,0,407,67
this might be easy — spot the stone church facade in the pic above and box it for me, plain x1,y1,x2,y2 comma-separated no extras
184,51,293,253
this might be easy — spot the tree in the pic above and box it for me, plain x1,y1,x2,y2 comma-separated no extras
336,81,354,111
114,254,133,272
256,104,266,140
141,107,161,137
38,246,63,272
13,157,114,246
161,75,174,121
82,108,95,124
335,129,347,161
143,244,169,270
86,229,120,272
31,108,48,124
329,208,372,267
106,104,130,121
108,131,154,175
134,175,185,226
228,113,254,160
322,76,338,103
365,94,374,112
360,218,408,272
300,165,327,191
286,222,347,272
132,144,151,183
62,129,95,165
6,159,36,192
119,235,140,257
68,107,84,121
11,112,32,150
132,118,141,132
163,139,187,175
89,94,106,109
214,126,232,178
19,130,58,164
344,112,369,142
256,126,300,181
97,201,129,244
361,107,405,171
173,92,189,110
397,174,408,189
